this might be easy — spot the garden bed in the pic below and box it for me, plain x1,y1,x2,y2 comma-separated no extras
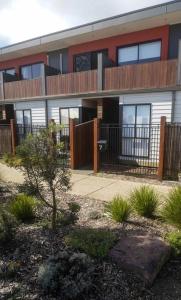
0,182,181,300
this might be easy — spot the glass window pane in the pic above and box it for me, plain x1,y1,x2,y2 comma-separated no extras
60,109,69,125
118,46,138,64
74,53,91,72
16,111,23,124
24,110,31,125
69,108,79,120
122,106,136,138
21,66,32,80
32,63,42,79
136,105,150,138
136,105,150,125
5,69,16,76
139,41,161,60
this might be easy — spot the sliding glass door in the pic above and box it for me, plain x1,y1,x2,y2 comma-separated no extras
122,104,151,157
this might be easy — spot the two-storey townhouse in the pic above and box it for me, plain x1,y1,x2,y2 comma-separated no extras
0,0,181,170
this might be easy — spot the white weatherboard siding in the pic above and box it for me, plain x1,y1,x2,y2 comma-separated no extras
14,101,46,125
119,92,172,124
174,92,181,123
47,98,82,123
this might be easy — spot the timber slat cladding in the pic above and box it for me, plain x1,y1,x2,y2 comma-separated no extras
46,70,98,95
104,59,178,91
0,125,12,155
72,120,94,169
4,78,42,99
163,123,181,180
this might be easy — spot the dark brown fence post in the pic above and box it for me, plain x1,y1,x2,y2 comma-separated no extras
158,116,166,181
93,118,100,173
10,119,16,155
70,119,76,169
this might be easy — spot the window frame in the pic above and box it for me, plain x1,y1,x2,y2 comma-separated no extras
15,109,32,127
20,62,43,80
59,107,81,125
121,103,152,158
73,49,108,72
117,40,161,66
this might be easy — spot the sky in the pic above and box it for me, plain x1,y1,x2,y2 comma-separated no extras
0,0,174,48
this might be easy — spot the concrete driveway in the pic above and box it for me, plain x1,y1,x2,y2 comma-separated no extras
0,163,173,201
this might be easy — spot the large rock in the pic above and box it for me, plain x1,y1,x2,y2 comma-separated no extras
109,233,171,286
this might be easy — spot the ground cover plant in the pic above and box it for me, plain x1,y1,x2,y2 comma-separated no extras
65,228,117,258
38,251,95,299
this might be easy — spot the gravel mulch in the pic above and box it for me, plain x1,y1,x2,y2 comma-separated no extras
0,182,181,300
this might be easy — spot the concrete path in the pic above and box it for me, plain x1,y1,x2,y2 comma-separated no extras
0,162,172,201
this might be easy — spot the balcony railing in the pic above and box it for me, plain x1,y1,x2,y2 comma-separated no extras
0,59,179,101
46,70,98,95
104,59,178,91
4,78,42,100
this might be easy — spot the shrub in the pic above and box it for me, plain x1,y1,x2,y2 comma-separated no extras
130,185,158,218
161,186,181,228
105,195,131,223
0,261,20,279
10,194,37,222
65,228,116,258
57,202,80,226
38,251,95,298
166,231,181,257
0,209,17,245
17,181,40,197
3,153,22,168
88,210,101,220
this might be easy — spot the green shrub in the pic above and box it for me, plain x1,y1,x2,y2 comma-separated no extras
166,231,181,257
0,261,20,279
161,186,181,228
38,251,95,298
10,194,37,222
65,228,116,258
68,202,80,213
57,202,80,226
105,195,131,223
88,210,101,220
17,181,40,197
130,185,158,218
0,209,17,245
3,153,22,168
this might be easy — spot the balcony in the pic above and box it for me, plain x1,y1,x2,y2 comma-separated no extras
0,59,179,102
46,70,98,95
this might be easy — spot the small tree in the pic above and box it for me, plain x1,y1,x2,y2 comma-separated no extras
12,124,71,229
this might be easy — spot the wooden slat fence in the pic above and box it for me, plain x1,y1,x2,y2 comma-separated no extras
163,123,181,180
4,78,42,99
70,120,94,169
104,59,177,91
0,125,12,155
46,70,97,95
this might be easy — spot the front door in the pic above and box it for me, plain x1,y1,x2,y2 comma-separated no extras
122,104,151,158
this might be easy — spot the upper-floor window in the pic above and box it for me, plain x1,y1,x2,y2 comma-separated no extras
118,40,161,65
4,69,16,76
74,49,108,72
21,63,42,80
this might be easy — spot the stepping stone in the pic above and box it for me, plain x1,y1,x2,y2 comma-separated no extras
109,233,171,286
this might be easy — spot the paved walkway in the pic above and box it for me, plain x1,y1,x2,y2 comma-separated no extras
0,163,173,201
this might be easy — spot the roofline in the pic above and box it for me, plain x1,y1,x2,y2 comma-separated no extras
0,0,177,51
